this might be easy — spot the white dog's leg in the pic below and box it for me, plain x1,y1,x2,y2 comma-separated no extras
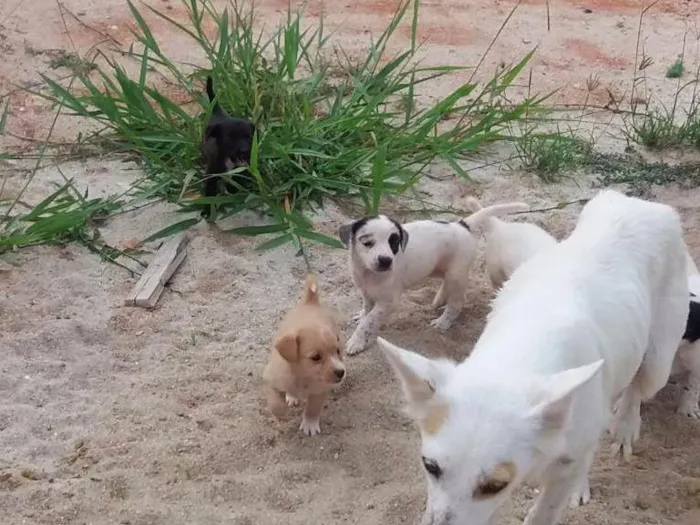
346,304,391,356
613,285,687,459
677,341,700,418
611,385,642,462
524,453,592,525
431,283,447,309
568,449,596,508
352,292,376,323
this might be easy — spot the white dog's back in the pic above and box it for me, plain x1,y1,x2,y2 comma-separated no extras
477,190,687,401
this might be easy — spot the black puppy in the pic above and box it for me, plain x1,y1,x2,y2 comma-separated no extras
202,77,256,207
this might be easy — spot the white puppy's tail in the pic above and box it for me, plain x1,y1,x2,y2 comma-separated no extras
462,198,529,232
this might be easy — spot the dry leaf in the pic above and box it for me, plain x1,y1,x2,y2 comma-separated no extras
120,238,142,250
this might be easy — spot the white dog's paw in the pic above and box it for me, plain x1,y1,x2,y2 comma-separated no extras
430,315,453,331
299,417,321,436
676,401,700,419
286,394,300,407
611,409,641,462
569,478,591,508
345,334,368,356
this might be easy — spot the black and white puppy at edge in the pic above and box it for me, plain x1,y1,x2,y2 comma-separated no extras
338,200,529,356
201,76,256,218
673,251,700,418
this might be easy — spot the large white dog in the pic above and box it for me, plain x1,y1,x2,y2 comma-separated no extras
379,190,689,525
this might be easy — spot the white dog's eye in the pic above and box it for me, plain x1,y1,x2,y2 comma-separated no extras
363,240,375,248
422,456,442,478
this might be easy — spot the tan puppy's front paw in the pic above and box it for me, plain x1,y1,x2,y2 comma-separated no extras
285,393,300,407
299,417,321,436
268,397,288,419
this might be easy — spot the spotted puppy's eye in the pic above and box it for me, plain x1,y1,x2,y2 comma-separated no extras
310,353,322,362
363,240,375,248
422,456,442,478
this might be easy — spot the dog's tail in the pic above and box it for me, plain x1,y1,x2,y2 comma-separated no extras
302,273,321,304
462,198,529,232
206,76,225,115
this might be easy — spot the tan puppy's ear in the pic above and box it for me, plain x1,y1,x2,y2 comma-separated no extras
275,332,299,362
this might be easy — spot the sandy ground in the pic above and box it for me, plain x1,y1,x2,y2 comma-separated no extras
1,1,700,524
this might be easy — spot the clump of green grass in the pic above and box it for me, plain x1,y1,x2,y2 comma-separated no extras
666,59,684,79
31,0,544,250
627,97,700,151
514,130,592,182
627,108,683,149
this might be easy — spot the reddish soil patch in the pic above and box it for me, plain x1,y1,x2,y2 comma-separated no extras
564,38,629,70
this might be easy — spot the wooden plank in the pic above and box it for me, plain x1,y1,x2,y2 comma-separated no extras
124,233,189,308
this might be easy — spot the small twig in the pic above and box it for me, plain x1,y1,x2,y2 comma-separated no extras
57,2,123,47
0,0,25,25
3,131,79,146
106,199,164,219
514,198,589,215
295,241,313,273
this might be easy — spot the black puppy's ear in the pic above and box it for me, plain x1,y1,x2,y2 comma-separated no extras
338,221,356,248
398,225,409,251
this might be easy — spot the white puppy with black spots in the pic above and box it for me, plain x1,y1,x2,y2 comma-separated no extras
338,201,529,356
673,251,700,418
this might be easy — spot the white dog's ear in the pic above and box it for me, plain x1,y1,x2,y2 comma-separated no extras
338,221,355,248
527,359,604,431
378,337,455,409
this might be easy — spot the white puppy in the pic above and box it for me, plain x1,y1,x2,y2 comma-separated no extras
466,196,558,289
339,202,529,356
672,250,700,418
378,189,688,525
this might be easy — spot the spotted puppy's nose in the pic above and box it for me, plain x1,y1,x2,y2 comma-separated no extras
377,256,393,271
334,368,346,381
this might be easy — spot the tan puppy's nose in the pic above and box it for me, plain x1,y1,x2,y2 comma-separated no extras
334,368,346,381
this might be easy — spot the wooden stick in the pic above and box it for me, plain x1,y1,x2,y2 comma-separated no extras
124,233,189,308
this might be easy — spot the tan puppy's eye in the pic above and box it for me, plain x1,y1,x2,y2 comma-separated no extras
472,462,516,500
310,353,322,362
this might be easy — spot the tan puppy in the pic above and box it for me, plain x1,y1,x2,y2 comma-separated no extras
263,274,346,436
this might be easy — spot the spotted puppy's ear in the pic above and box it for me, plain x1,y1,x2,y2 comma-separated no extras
398,224,409,251
338,221,356,248
389,219,410,252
